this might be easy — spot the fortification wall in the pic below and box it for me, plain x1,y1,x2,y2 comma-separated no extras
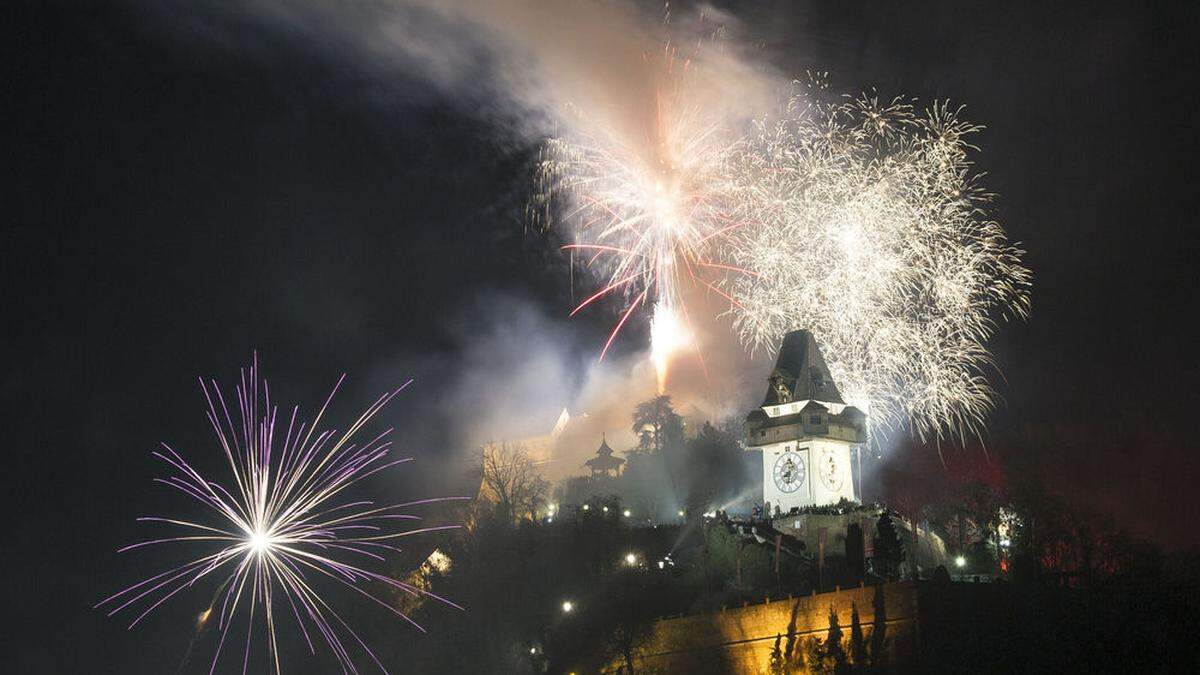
628,582,918,674
774,513,950,576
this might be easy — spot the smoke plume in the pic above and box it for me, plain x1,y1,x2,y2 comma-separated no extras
135,0,789,477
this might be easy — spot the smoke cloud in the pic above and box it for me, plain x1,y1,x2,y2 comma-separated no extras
140,1,785,136
135,0,790,479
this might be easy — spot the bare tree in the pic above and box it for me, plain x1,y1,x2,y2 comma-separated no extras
479,442,549,525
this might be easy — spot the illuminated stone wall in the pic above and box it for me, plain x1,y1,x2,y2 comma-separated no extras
627,582,918,673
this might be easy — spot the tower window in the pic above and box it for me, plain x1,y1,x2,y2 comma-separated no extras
810,415,822,425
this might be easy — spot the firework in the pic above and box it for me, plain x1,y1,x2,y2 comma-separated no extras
724,81,1031,444
97,357,465,673
534,46,744,391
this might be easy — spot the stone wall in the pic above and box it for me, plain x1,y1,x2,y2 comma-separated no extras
627,582,918,673
774,513,950,576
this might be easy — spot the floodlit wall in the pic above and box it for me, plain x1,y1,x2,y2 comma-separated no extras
628,582,918,674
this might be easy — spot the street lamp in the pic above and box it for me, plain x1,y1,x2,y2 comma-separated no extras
561,600,574,613
677,510,685,518
622,509,631,518
954,555,967,568
624,552,637,566
582,504,590,511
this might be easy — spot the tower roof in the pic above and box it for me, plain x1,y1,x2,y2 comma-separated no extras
585,435,624,471
595,436,615,457
762,330,845,406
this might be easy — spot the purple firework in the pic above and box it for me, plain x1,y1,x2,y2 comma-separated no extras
97,356,465,673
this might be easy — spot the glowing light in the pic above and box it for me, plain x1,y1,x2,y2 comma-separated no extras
602,506,609,513
725,84,1031,443
582,504,590,511
650,301,693,393
425,549,452,575
622,509,632,518
954,555,967,568
247,529,272,556
97,357,465,673
624,553,637,566
657,560,665,570
677,510,685,517
561,600,574,613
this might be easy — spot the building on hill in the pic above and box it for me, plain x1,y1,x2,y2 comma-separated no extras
501,408,572,473
485,408,643,484
584,436,625,478
745,330,867,514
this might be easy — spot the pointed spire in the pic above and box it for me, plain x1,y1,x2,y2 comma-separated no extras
596,433,614,456
762,330,845,406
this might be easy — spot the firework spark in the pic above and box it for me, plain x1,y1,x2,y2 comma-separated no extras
97,357,465,673
534,45,744,391
724,81,1032,444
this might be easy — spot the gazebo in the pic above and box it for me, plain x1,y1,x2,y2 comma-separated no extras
584,436,625,478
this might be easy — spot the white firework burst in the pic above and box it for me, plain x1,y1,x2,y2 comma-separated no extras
724,82,1031,444
533,47,745,391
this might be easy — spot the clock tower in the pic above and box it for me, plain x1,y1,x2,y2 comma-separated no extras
745,330,866,514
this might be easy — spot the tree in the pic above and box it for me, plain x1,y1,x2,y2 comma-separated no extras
480,442,549,525
962,480,1002,572
602,571,659,674
968,539,996,574
824,607,847,673
799,608,848,674
631,395,686,511
849,604,868,668
802,637,825,673
769,633,788,675
631,395,684,454
683,421,747,513
845,523,865,582
869,584,889,668
873,513,906,580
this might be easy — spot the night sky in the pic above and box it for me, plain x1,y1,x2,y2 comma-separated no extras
5,1,1199,671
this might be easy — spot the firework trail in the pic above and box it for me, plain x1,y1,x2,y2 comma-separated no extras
97,357,466,674
723,79,1032,444
534,43,747,392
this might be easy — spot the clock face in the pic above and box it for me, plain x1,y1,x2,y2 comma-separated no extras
819,448,844,491
773,451,805,493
